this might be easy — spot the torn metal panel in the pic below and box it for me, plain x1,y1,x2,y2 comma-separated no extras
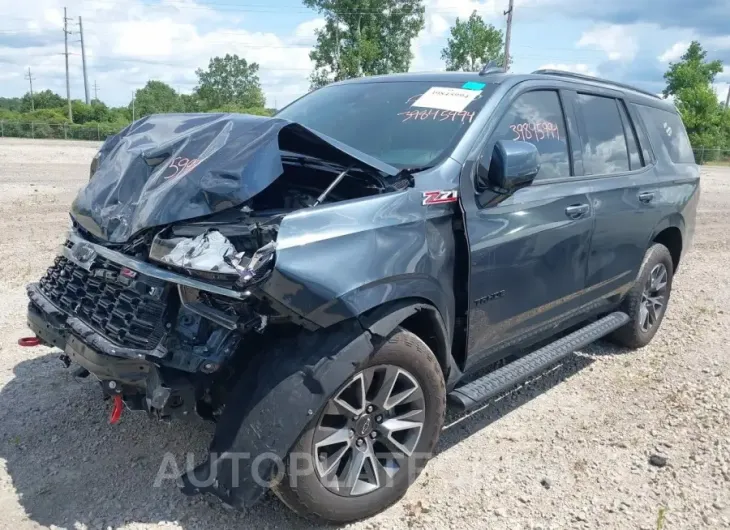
73,113,400,243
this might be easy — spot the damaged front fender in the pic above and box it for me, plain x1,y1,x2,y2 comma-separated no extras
180,318,380,507
180,297,457,508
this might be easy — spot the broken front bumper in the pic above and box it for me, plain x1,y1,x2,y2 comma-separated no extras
25,233,253,417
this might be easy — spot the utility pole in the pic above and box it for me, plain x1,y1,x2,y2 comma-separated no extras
79,16,90,104
93,80,99,101
503,0,514,72
132,90,136,121
63,7,73,121
25,68,36,111
725,85,730,109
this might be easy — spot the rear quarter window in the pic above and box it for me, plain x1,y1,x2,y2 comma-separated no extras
636,105,695,164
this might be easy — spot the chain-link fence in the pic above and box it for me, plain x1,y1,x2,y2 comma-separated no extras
0,121,124,141
693,147,730,165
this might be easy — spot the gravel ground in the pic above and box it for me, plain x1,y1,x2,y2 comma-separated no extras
1,138,729,530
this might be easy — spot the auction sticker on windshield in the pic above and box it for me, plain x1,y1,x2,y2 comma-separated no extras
411,87,481,112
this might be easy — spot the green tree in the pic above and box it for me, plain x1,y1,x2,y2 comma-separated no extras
131,81,184,118
661,41,727,152
195,54,266,110
309,69,332,91
0,97,22,112
441,11,505,71
24,108,69,123
305,0,425,87
180,93,204,113
71,100,115,124
21,89,64,112
663,41,723,98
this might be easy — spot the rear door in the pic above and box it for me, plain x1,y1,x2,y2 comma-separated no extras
460,86,594,369
568,91,665,300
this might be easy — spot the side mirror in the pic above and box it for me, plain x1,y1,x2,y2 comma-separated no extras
476,140,540,193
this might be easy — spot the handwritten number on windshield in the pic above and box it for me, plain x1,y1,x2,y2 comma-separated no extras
398,109,475,124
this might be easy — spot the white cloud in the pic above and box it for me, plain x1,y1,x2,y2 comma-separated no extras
0,0,315,107
293,18,325,45
658,41,690,63
412,0,502,72
427,0,500,24
538,63,597,76
577,24,638,61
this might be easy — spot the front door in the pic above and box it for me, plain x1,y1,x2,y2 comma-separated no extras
460,88,593,369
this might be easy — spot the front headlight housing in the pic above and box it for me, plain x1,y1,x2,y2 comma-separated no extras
149,229,276,286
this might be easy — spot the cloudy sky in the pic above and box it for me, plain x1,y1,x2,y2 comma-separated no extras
0,0,728,109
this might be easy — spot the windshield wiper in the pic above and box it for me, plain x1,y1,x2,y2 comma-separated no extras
403,165,434,173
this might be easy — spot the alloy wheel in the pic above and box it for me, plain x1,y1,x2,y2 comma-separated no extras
639,263,668,332
312,364,426,497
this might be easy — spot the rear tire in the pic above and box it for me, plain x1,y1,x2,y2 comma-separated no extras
272,328,446,524
610,243,674,349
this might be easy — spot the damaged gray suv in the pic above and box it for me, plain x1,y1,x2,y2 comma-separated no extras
24,69,699,523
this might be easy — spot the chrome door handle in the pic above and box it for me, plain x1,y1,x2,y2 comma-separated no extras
638,191,655,203
565,204,589,219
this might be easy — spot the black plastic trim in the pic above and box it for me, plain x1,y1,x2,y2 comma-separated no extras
449,311,629,410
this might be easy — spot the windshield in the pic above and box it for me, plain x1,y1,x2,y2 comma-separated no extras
276,81,496,169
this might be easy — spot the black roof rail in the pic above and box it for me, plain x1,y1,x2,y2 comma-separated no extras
531,69,661,100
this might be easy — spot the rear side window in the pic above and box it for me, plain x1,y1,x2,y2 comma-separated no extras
490,90,570,180
575,94,630,175
637,105,695,164
617,102,643,170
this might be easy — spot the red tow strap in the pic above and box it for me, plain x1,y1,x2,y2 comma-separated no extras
109,395,124,424
18,337,41,347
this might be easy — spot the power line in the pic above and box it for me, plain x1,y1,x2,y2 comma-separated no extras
80,0,470,13
24,67,36,110
0,3,513,21
85,55,312,70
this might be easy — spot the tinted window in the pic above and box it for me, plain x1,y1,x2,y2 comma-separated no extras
617,102,643,170
276,81,495,169
491,91,570,180
637,105,695,164
576,94,629,175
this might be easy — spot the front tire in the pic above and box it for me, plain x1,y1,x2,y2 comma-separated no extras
610,243,674,349
272,328,446,524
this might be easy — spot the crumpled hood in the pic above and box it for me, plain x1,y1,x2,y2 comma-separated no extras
71,113,399,243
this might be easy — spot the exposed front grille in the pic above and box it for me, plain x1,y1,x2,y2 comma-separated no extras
38,254,168,350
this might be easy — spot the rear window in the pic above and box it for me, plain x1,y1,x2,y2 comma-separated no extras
617,102,644,170
276,81,496,169
637,105,695,164
575,94,630,175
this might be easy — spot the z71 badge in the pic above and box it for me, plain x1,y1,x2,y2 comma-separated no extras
422,190,459,205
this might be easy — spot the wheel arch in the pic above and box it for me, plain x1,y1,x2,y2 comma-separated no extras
359,297,462,389
648,214,684,272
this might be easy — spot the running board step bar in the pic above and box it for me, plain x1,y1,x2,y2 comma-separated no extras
448,312,630,411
